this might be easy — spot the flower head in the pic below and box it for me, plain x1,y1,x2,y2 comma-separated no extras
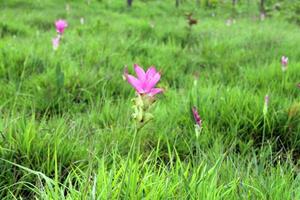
124,64,163,97
55,19,68,34
281,56,288,72
192,107,202,127
192,106,202,138
52,36,60,50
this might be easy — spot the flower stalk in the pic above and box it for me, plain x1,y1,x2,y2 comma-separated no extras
262,94,269,148
118,64,164,198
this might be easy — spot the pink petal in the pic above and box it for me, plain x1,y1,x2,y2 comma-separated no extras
134,64,146,81
145,72,161,92
55,20,68,33
126,74,144,93
148,88,163,96
146,67,157,80
192,107,202,126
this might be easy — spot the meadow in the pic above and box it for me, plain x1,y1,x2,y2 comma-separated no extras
0,0,300,199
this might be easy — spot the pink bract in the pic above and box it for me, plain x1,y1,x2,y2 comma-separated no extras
192,107,202,127
55,19,68,34
124,64,163,97
281,56,288,66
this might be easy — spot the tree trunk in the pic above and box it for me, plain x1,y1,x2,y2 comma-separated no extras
232,0,237,17
260,0,265,14
232,0,236,6
176,0,180,8
127,0,133,7
259,0,266,20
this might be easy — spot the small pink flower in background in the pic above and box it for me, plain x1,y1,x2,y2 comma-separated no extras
55,19,68,34
263,94,269,116
80,17,85,25
260,13,266,21
281,56,288,72
149,21,155,28
192,107,202,127
66,4,70,13
225,19,236,26
192,106,202,138
226,19,232,26
124,64,163,97
265,95,269,106
52,36,60,50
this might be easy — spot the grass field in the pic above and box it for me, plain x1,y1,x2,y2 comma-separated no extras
1,0,300,199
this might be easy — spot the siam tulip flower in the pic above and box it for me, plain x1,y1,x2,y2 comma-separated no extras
263,94,269,116
192,107,202,127
192,106,202,138
55,19,68,34
124,64,163,97
52,36,60,51
124,64,163,124
281,56,288,72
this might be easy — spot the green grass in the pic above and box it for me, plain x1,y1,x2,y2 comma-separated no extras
0,0,300,199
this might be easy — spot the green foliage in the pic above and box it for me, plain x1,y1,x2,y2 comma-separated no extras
203,0,218,9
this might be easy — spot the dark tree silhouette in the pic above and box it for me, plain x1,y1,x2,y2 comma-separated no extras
176,0,180,7
232,0,237,6
260,0,265,15
127,0,133,7
260,0,266,20
232,0,237,17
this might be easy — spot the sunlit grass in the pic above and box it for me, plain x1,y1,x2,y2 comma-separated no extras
0,0,300,199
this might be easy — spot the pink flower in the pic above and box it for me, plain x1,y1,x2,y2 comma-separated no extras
124,64,163,97
281,56,288,71
55,19,68,34
52,36,60,50
192,107,202,127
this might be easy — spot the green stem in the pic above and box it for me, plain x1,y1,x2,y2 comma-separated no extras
261,115,266,151
117,125,139,199
54,146,59,199
282,72,287,91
